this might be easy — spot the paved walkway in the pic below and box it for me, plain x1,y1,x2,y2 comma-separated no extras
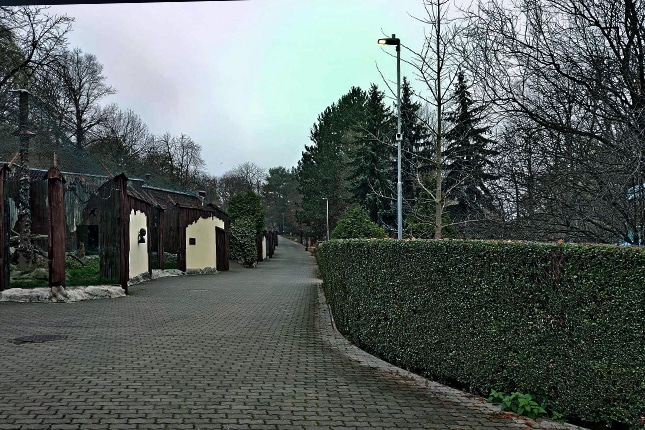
0,238,584,429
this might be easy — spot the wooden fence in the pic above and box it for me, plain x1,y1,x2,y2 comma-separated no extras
0,167,229,293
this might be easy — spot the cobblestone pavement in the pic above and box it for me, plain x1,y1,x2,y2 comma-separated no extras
0,238,586,429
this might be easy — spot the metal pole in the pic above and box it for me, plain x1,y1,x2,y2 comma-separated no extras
395,36,402,240
325,198,330,241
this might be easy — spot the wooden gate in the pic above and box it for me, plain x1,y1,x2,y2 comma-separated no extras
216,227,228,271
0,165,9,291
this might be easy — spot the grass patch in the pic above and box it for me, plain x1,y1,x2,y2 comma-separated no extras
65,258,113,286
8,255,179,289
163,261,178,270
9,279,48,289
9,257,114,288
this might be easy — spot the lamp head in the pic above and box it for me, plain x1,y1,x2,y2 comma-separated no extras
378,34,400,46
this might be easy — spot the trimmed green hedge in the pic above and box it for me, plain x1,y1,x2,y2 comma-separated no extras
317,239,645,428
230,216,258,266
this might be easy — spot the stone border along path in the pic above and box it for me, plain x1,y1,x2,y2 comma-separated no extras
0,237,587,429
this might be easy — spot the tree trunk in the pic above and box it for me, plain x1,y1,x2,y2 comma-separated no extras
15,90,34,266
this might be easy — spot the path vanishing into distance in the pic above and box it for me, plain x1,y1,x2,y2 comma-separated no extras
0,238,584,429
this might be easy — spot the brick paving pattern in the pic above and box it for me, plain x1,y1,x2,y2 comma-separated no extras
0,238,586,429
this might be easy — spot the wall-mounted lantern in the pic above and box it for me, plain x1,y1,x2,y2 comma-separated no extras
138,228,146,244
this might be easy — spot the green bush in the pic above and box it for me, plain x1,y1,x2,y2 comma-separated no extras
227,191,266,234
317,239,645,429
229,216,258,266
331,207,387,239
227,191,266,267
488,390,548,419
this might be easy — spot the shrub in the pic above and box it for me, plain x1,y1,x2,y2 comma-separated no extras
227,191,265,234
317,239,645,428
229,216,257,266
488,390,548,419
227,191,266,267
331,207,387,239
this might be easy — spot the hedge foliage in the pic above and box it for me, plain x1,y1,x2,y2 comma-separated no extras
331,207,387,239
229,216,257,266
227,191,266,234
317,239,645,428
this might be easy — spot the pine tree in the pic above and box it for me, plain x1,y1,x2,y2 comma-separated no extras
349,84,394,226
297,87,367,238
443,71,498,235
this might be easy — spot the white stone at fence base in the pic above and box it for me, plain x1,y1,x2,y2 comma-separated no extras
0,285,126,303
0,269,187,303
185,267,217,276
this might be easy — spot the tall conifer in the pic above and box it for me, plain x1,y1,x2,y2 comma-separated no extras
443,71,498,234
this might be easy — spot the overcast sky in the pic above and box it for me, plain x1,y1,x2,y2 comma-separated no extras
48,1,430,177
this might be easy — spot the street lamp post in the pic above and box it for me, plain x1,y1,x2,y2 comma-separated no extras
322,197,329,241
377,34,403,240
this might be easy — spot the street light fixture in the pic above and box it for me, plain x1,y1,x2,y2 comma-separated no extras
377,34,403,240
377,35,400,46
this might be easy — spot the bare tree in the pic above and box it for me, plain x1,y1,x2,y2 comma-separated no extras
51,47,115,148
216,173,250,209
228,161,267,194
143,132,205,188
173,134,205,188
463,0,645,243
0,7,71,266
193,172,221,206
405,0,464,238
204,162,268,208
0,6,72,93
29,64,73,140
89,104,153,159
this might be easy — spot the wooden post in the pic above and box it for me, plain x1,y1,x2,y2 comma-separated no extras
157,208,165,269
0,164,10,291
146,206,152,277
225,215,230,266
178,205,186,272
47,166,65,288
216,226,229,271
267,232,272,258
117,175,129,293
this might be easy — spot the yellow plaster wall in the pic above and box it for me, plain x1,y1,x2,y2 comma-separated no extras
186,216,225,270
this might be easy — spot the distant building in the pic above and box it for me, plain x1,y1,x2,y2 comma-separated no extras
0,124,229,288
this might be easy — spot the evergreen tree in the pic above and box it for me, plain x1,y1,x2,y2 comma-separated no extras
443,71,498,235
349,83,394,226
227,191,266,235
262,166,299,232
297,86,367,239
